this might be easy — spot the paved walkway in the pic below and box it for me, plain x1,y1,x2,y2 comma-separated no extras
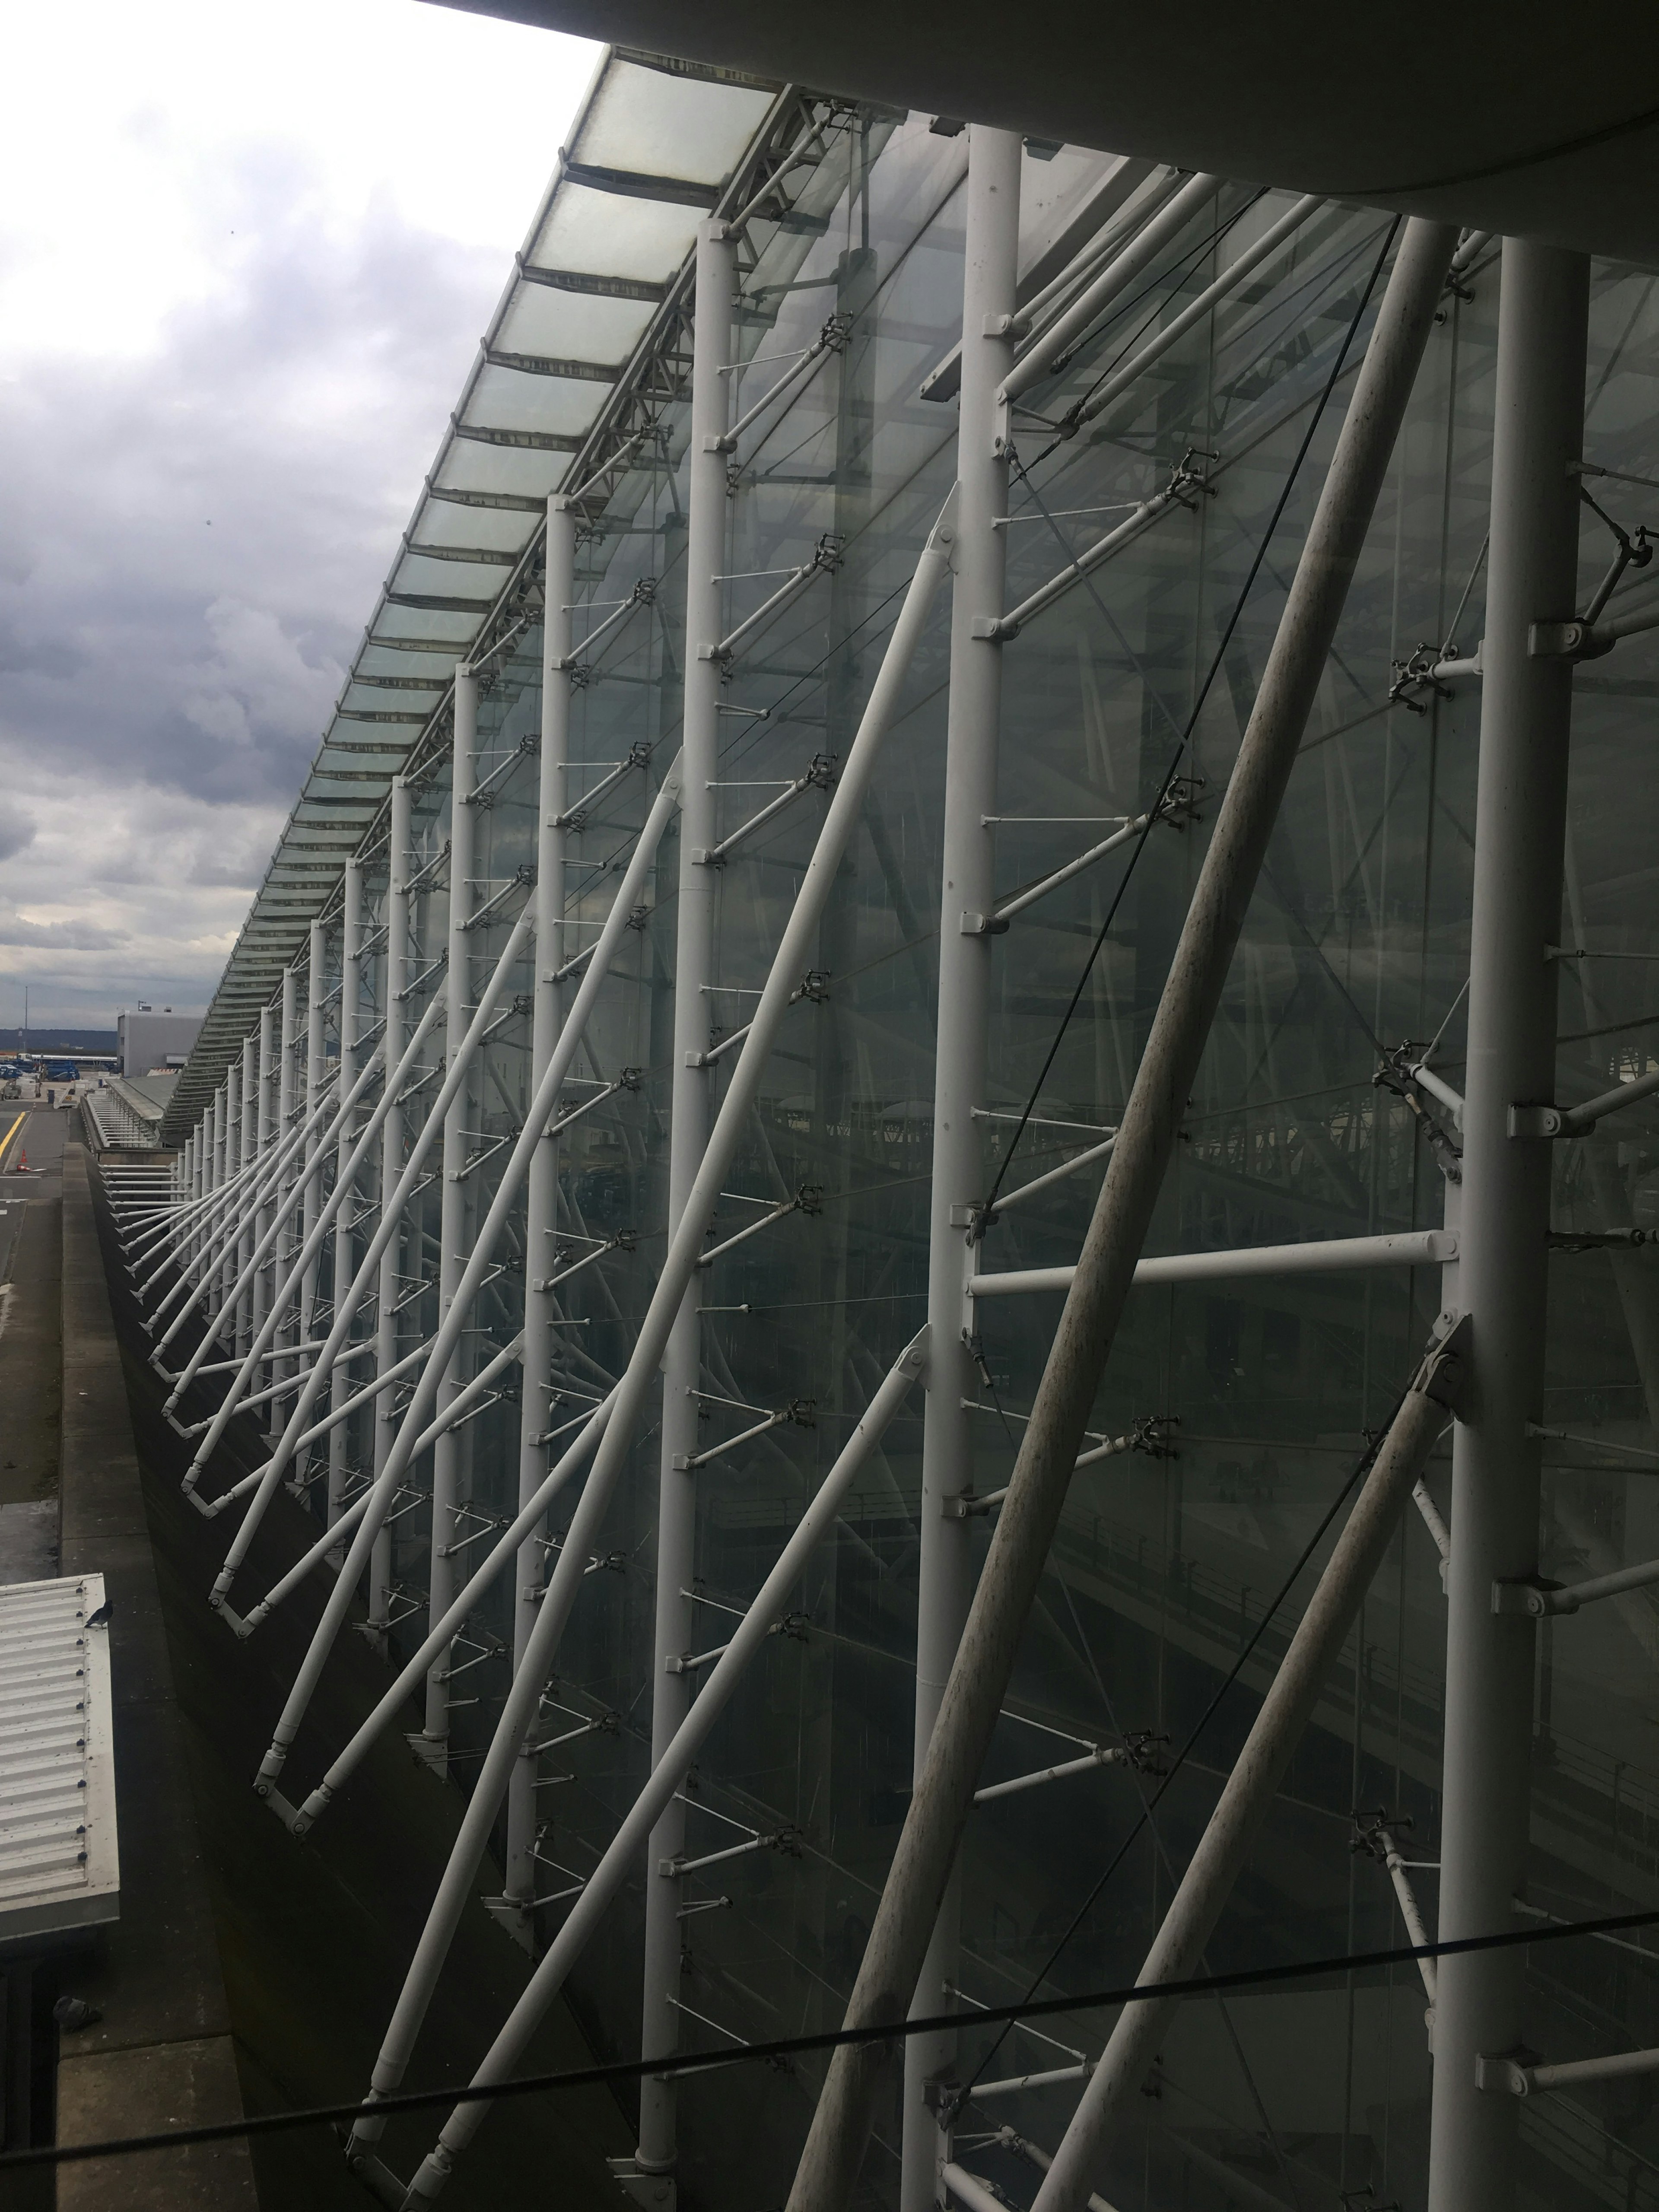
0,1105,67,1583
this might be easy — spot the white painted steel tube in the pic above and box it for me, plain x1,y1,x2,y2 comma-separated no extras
784,217,1460,2212
1001,170,1223,404
172,1020,420,1472
391,1331,930,2196
236,1035,257,1353
1427,242,1588,2212
303,920,327,1342
1563,1062,1659,1132
421,666,480,1760
197,1336,436,1519
297,1397,615,1816
1541,1553,1659,1611
1030,1336,1461,2209
1512,2048,1659,2094
994,814,1147,925
969,1227,1456,1298
370,775,414,1637
253,758,683,1782
637,216,732,2177
253,1007,276,1339
143,1077,337,1308
343,522,951,2188
905,122,1020,2212
203,904,534,1564
944,2164,1010,2212
238,1332,526,1629
985,1136,1116,1221
1075,194,1325,428
504,496,576,1914
1411,1061,1465,1127
325,858,365,1534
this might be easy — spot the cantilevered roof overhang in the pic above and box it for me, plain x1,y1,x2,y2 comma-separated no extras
167,47,782,1143
443,0,1659,269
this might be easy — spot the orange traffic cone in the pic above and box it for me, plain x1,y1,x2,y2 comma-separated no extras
13,1151,23,1173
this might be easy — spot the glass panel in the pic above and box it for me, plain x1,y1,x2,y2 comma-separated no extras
528,183,702,282
575,60,774,186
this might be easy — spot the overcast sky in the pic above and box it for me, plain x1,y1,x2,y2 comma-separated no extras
0,0,597,1030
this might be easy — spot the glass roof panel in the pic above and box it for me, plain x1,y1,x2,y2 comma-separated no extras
528,185,702,282
494,286,655,363
372,607,480,642
388,550,513,600
432,443,566,498
410,501,537,555
464,361,611,437
578,59,773,187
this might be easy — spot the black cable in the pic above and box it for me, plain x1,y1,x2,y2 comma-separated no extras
957,1378,1407,2100
979,213,1401,1224
7,1907,1655,2176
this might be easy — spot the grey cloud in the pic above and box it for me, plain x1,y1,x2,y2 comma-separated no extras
0,142,503,812
0,912,129,949
0,803,34,863
0,140,514,1023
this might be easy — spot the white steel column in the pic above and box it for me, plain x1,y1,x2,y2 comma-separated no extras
785,216,1460,2212
208,1087,225,1272
327,858,365,1533
238,1031,259,1354
275,965,301,1438
635,215,734,2190
222,1058,242,1341
502,498,576,1925
371,779,414,1641
191,1118,206,1263
1426,239,1588,2212
903,123,1020,2212
303,920,328,1348
420,671,479,1766
253,1008,276,1340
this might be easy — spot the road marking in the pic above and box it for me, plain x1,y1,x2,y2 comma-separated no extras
0,1112,24,1173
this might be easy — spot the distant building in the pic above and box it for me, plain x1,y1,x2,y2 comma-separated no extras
116,1005,203,1077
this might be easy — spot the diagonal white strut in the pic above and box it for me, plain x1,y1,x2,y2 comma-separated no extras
297,507,953,2193
248,752,685,1783
391,1330,931,2200
198,903,534,1564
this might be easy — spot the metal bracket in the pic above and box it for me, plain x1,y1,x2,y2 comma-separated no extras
960,910,1010,936
1491,1578,1567,1618
1508,1103,1567,1138
1416,1310,1472,1414
609,2157,677,2211
1528,619,1614,662
1475,2046,1543,2095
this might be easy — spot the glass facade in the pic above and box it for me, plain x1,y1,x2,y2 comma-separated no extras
166,76,1659,2212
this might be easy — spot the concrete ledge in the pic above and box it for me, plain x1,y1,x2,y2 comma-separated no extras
56,2036,250,2212
56,1137,257,2209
